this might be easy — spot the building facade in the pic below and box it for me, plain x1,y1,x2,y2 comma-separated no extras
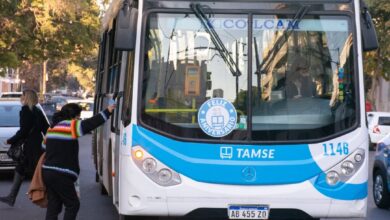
0,68,22,93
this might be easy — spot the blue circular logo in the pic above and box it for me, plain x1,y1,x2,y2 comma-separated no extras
198,98,237,137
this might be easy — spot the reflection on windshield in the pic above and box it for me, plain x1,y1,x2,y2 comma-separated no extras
190,3,241,77
141,12,356,141
142,12,248,139
251,15,355,140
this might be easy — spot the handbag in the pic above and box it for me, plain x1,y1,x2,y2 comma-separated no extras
7,139,25,162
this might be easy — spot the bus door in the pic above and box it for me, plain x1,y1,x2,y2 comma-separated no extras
97,25,122,196
93,34,107,180
96,37,108,192
110,52,129,205
95,92,110,191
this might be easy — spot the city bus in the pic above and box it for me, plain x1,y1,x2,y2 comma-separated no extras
93,0,378,219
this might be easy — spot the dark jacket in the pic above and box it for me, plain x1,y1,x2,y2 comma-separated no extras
7,105,50,176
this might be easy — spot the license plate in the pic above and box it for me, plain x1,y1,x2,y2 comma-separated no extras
228,205,269,219
0,153,12,161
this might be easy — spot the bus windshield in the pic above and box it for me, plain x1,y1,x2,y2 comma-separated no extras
141,10,356,142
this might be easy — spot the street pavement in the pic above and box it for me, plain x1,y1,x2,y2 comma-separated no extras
0,135,389,220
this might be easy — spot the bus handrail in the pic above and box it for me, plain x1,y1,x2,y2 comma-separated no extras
145,108,245,116
145,109,197,113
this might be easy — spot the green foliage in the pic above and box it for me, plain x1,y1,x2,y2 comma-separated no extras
364,0,390,81
0,0,29,71
67,62,96,93
0,0,100,92
0,52,18,71
28,0,100,62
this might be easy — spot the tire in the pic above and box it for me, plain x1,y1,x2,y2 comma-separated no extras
100,182,108,195
373,170,390,209
95,171,99,183
119,215,157,220
369,141,376,151
118,215,129,220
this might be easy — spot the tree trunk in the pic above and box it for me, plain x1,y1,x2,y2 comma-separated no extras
368,75,378,110
368,50,384,111
40,59,48,100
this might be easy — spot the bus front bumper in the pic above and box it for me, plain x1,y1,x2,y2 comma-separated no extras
117,155,367,219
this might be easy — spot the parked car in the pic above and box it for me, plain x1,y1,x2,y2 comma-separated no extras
0,100,50,171
40,102,57,124
367,112,390,150
50,95,70,111
66,99,94,120
0,100,22,171
0,92,22,98
372,133,390,209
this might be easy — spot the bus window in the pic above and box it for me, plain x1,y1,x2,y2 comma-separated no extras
141,13,249,140
122,52,135,127
107,24,122,94
96,33,107,99
251,15,356,141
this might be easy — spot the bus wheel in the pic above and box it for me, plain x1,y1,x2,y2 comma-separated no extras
118,215,129,220
119,215,157,220
100,182,108,195
95,171,99,182
369,141,375,151
119,215,131,220
373,170,390,209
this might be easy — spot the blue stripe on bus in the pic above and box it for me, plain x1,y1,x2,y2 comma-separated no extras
132,125,322,185
132,125,367,200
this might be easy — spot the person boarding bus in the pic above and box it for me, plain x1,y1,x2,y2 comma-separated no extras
42,102,115,220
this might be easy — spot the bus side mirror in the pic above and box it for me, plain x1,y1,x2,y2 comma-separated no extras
360,1,378,52
115,1,138,51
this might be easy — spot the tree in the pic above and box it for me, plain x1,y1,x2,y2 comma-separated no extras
27,0,100,96
364,0,390,107
0,0,36,75
67,60,97,95
0,0,100,95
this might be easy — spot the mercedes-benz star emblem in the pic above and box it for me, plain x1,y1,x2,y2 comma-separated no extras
242,167,256,182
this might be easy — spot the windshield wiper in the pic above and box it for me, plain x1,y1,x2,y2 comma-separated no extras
190,3,241,76
255,5,311,76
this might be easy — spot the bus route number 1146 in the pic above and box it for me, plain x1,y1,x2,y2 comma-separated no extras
323,142,349,156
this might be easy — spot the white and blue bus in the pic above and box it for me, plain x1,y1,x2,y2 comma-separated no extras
93,0,378,219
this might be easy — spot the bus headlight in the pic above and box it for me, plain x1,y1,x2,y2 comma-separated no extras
354,153,363,162
341,161,354,176
142,158,157,173
323,148,365,186
326,171,340,185
158,169,173,182
132,146,181,186
134,149,144,159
